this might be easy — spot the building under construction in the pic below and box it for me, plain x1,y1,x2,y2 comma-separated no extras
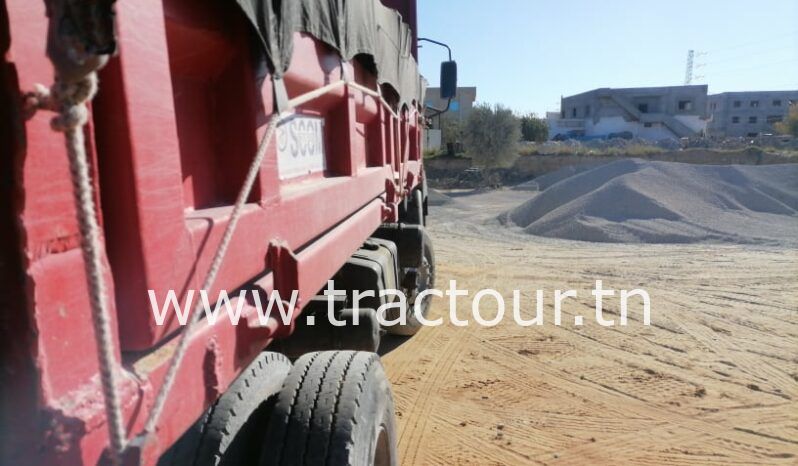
549,85,710,141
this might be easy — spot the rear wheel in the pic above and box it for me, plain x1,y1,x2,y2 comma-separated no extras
261,351,397,466
195,352,292,466
388,228,435,336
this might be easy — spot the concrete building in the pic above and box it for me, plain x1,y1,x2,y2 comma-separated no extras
707,91,798,137
425,86,477,129
548,85,710,141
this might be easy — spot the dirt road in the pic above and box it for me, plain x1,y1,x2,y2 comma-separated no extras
381,189,798,465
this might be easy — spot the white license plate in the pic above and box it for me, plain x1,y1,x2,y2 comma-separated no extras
276,115,326,180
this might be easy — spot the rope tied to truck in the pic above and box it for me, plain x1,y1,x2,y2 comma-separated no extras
142,111,285,436
23,1,125,465
26,71,128,466
25,73,97,130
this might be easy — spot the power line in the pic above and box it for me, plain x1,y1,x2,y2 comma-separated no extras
701,47,798,67
701,29,798,55
704,57,798,77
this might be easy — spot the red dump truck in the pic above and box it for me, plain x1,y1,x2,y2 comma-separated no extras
0,0,456,464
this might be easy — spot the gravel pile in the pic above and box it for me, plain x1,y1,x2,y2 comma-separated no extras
504,160,798,245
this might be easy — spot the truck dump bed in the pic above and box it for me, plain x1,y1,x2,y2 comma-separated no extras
0,0,425,464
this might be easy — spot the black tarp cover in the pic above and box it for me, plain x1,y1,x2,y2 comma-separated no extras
235,0,424,109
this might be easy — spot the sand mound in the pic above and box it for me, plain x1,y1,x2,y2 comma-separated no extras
505,160,798,244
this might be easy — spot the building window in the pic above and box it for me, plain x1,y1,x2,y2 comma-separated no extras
678,100,693,111
747,132,758,137
748,116,758,124
643,122,653,128
711,103,717,110
585,105,591,117
733,100,741,108
561,110,565,119
750,100,759,108
571,108,577,118
773,99,782,106
767,115,783,123
732,116,740,123
637,103,649,113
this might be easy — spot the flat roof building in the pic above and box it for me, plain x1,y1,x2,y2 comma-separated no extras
708,91,798,138
549,85,710,141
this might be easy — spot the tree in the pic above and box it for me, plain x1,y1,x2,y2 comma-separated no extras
464,103,521,167
439,115,464,155
775,103,798,136
519,113,549,142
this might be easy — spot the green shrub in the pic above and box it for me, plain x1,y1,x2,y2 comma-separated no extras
464,103,521,167
519,113,549,142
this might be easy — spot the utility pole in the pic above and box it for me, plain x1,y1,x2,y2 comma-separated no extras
684,49,695,85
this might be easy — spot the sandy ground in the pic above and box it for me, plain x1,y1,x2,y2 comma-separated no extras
380,188,798,465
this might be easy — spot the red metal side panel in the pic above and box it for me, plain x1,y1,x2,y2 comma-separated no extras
2,0,423,463
92,0,201,351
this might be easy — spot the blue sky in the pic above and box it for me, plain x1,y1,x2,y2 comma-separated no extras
417,0,798,115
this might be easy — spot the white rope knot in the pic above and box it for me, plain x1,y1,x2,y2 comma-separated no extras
24,73,98,132
22,83,53,119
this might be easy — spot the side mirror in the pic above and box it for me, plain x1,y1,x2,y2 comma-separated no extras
440,61,458,99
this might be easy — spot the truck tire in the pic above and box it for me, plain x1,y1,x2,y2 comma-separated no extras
261,351,397,466
194,352,292,466
387,228,435,336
